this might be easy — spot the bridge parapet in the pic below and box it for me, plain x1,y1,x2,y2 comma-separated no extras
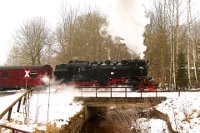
74,96,166,123
74,97,166,107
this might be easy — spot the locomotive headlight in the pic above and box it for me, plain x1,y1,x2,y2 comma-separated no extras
139,66,144,70
111,72,114,75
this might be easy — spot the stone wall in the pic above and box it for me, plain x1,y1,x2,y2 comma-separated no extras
59,107,86,133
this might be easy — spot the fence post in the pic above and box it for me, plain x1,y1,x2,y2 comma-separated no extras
96,87,97,98
23,94,27,105
110,87,112,98
156,89,157,97
17,98,22,112
7,107,13,121
125,87,127,98
81,87,83,97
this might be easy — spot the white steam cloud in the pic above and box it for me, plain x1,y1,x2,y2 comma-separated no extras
106,0,149,58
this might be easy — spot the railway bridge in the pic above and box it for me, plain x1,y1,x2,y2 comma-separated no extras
60,86,166,132
74,96,166,120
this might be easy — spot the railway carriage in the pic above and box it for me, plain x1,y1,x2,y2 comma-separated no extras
0,65,53,90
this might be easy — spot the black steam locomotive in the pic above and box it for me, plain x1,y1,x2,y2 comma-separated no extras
54,59,154,89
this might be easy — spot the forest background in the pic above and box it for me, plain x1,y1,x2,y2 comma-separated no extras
6,0,200,90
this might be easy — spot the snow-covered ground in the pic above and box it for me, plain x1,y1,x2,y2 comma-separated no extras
156,92,200,133
0,90,23,115
137,92,200,133
0,85,83,132
1,85,200,133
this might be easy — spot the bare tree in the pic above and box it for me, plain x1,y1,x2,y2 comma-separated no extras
54,4,131,63
145,0,186,90
186,0,198,87
167,0,183,90
54,5,79,63
186,0,192,87
144,0,170,89
12,17,53,65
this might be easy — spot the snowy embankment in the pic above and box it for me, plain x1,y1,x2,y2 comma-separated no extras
156,92,200,133
0,85,83,132
137,91,200,133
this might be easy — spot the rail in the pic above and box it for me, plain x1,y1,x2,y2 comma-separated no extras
76,86,200,98
0,89,33,133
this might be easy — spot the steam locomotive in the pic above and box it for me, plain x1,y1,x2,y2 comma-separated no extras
54,59,155,90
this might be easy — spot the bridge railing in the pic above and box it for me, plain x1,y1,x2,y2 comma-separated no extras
76,86,200,98
0,89,33,133
76,86,160,98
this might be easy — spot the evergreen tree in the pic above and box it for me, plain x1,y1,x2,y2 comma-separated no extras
176,50,188,90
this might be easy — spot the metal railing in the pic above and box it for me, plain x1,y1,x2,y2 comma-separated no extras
76,86,159,98
76,86,200,98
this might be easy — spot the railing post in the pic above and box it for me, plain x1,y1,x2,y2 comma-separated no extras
7,107,13,121
23,94,27,105
156,89,157,97
27,93,30,99
17,98,22,112
81,87,83,97
125,87,127,98
110,87,112,98
96,87,97,98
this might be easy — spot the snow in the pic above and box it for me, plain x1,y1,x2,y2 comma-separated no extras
0,91,24,114
0,85,83,132
137,118,169,133
1,87,200,133
156,92,200,133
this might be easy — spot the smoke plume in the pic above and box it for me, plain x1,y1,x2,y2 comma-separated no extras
106,0,149,58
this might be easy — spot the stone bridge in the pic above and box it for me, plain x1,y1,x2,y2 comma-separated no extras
74,97,166,121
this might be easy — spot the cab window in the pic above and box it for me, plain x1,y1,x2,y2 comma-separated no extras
2,72,8,79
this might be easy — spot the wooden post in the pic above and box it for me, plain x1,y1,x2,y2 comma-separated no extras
23,94,27,105
96,87,97,98
7,107,13,121
17,98,22,112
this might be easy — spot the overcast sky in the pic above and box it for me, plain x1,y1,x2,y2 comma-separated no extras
0,0,199,65
0,0,114,65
